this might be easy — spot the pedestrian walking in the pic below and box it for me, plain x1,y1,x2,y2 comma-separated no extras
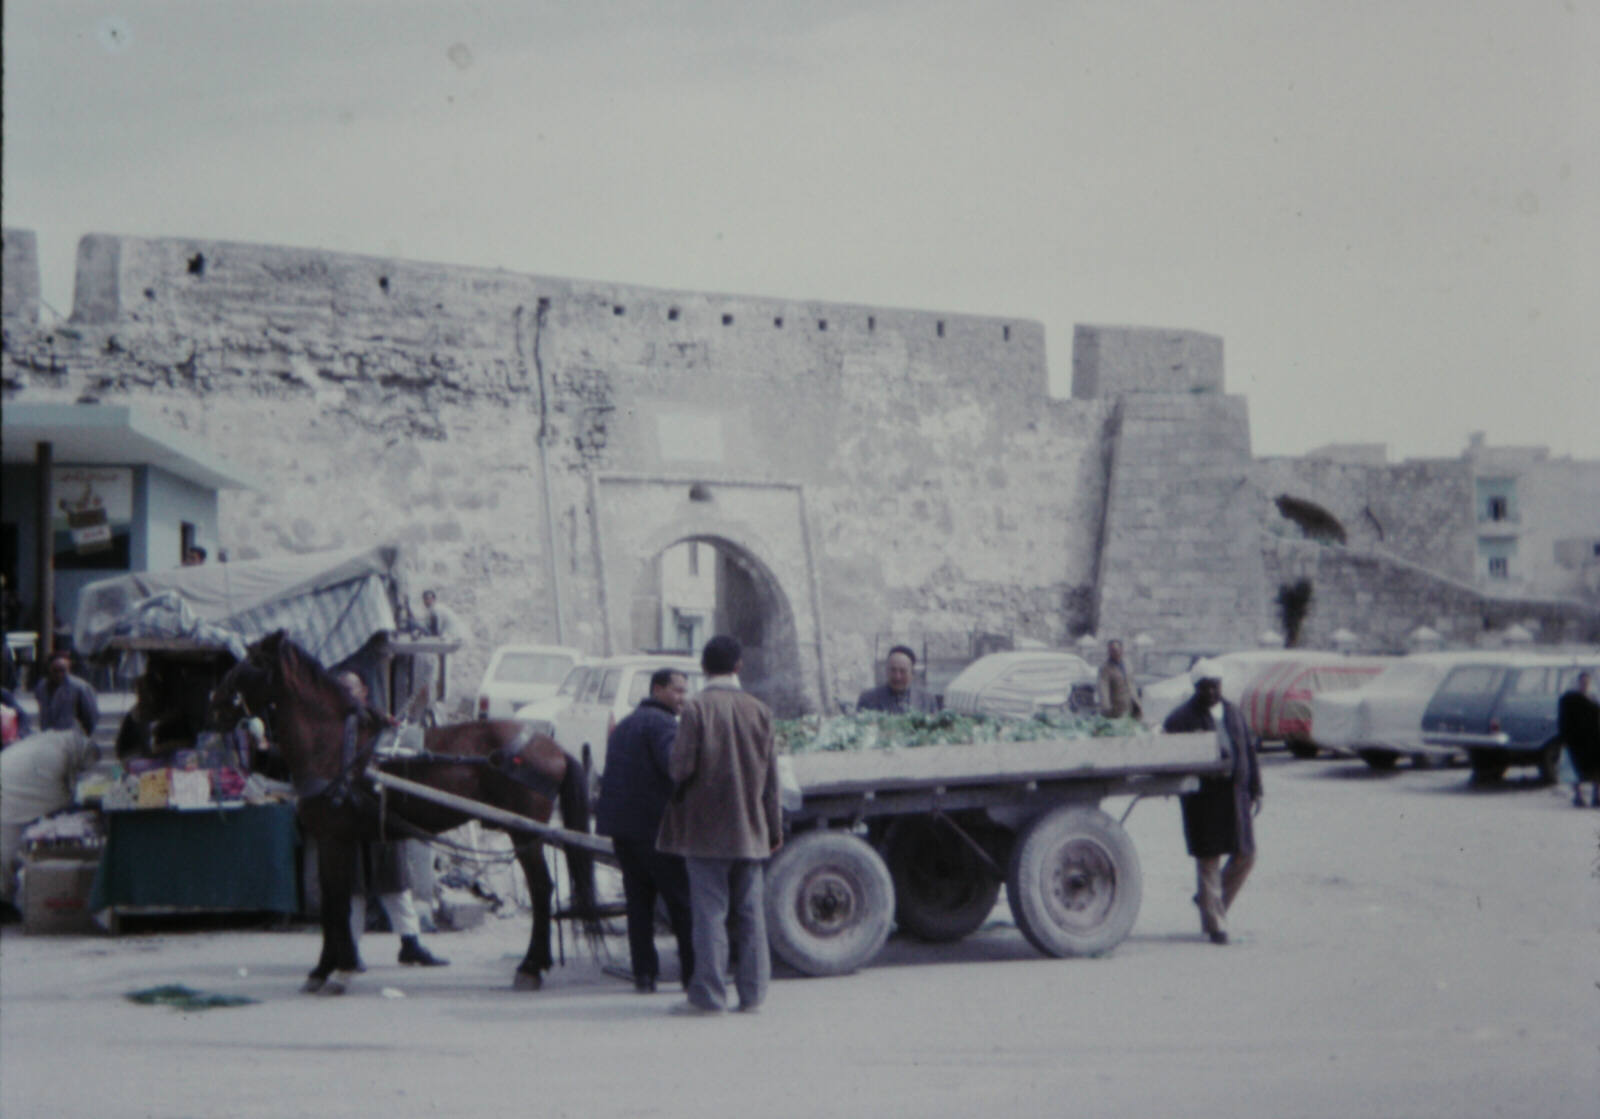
1162,670,1262,944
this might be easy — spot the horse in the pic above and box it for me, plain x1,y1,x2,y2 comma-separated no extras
210,631,596,994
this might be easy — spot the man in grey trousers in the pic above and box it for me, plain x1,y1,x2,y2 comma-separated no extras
656,635,782,1015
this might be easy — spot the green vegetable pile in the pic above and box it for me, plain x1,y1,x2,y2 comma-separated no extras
775,710,1145,754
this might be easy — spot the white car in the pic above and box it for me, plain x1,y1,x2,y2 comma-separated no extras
544,654,705,780
942,651,1098,718
474,644,588,720
512,662,591,726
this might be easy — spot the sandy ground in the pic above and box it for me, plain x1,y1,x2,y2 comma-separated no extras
2,752,1596,1119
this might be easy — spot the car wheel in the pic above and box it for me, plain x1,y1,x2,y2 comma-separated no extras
1468,749,1507,783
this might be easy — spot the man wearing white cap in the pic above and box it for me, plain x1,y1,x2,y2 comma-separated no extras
1162,669,1263,945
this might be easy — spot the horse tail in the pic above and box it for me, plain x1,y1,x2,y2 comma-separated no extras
557,749,599,929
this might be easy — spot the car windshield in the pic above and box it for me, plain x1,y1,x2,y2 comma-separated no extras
1141,652,1200,678
493,652,576,685
555,666,588,697
597,670,624,704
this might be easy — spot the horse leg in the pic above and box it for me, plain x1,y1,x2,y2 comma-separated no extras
513,839,553,990
307,836,361,995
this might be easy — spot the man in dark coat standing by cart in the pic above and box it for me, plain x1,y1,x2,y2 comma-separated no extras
657,635,781,1016
1163,669,1262,945
595,667,695,993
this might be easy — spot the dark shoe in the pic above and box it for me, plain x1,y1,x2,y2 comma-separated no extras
1208,930,1229,945
634,975,658,994
735,1002,761,1014
398,936,449,966
668,1000,722,1016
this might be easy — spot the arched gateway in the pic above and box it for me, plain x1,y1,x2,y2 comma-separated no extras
590,475,826,717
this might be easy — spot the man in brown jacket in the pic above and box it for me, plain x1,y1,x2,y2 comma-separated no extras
657,635,781,1015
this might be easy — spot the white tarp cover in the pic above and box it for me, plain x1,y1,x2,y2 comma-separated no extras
73,544,403,666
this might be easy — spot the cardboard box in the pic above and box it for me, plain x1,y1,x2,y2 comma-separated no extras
22,858,102,934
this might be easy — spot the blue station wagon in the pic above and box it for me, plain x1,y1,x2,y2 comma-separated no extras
1421,655,1599,783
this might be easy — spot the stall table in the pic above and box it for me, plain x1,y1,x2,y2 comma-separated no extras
89,802,300,930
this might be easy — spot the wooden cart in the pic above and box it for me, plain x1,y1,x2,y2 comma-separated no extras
371,730,1227,978
767,731,1225,976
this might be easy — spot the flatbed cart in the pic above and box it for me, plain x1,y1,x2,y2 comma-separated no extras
371,731,1226,980
767,731,1225,976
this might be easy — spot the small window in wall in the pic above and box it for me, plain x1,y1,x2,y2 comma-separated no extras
181,522,197,559
688,541,700,576
1487,496,1509,521
1488,556,1509,579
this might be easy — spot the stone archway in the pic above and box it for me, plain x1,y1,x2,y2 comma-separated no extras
629,534,806,716
592,475,826,716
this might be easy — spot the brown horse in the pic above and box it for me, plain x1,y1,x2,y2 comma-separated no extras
210,631,595,994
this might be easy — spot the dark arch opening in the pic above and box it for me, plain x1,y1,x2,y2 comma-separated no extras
629,535,805,716
1274,494,1347,545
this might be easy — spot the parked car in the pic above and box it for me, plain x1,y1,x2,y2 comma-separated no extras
474,644,588,720
1421,653,1600,783
541,654,705,784
511,661,592,725
1132,648,1227,693
1309,651,1487,769
1239,655,1391,757
941,651,1098,719
1139,649,1320,731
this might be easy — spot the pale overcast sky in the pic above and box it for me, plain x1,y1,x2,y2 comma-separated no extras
4,1,1596,460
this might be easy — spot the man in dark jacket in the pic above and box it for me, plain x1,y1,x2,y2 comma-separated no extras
856,645,938,714
596,668,694,993
1557,670,1599,808
1163,672,1263,945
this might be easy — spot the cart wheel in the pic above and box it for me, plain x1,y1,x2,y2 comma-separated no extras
884,816,1002,943
765,831,893,977
1006,806,1141,958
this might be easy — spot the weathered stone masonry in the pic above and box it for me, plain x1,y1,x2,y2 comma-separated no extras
4,229,1594,712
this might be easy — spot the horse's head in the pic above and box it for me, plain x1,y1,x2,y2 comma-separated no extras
208,631,290,733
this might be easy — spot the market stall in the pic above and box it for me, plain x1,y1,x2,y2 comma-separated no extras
15,543,456,933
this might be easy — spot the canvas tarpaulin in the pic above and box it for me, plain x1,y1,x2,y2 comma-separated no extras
73,545,403,668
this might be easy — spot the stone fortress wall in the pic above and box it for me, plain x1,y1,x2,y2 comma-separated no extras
4,229,1594,711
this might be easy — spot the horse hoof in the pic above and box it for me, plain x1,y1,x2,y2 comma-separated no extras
512,970,543,991
302,975,328,994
